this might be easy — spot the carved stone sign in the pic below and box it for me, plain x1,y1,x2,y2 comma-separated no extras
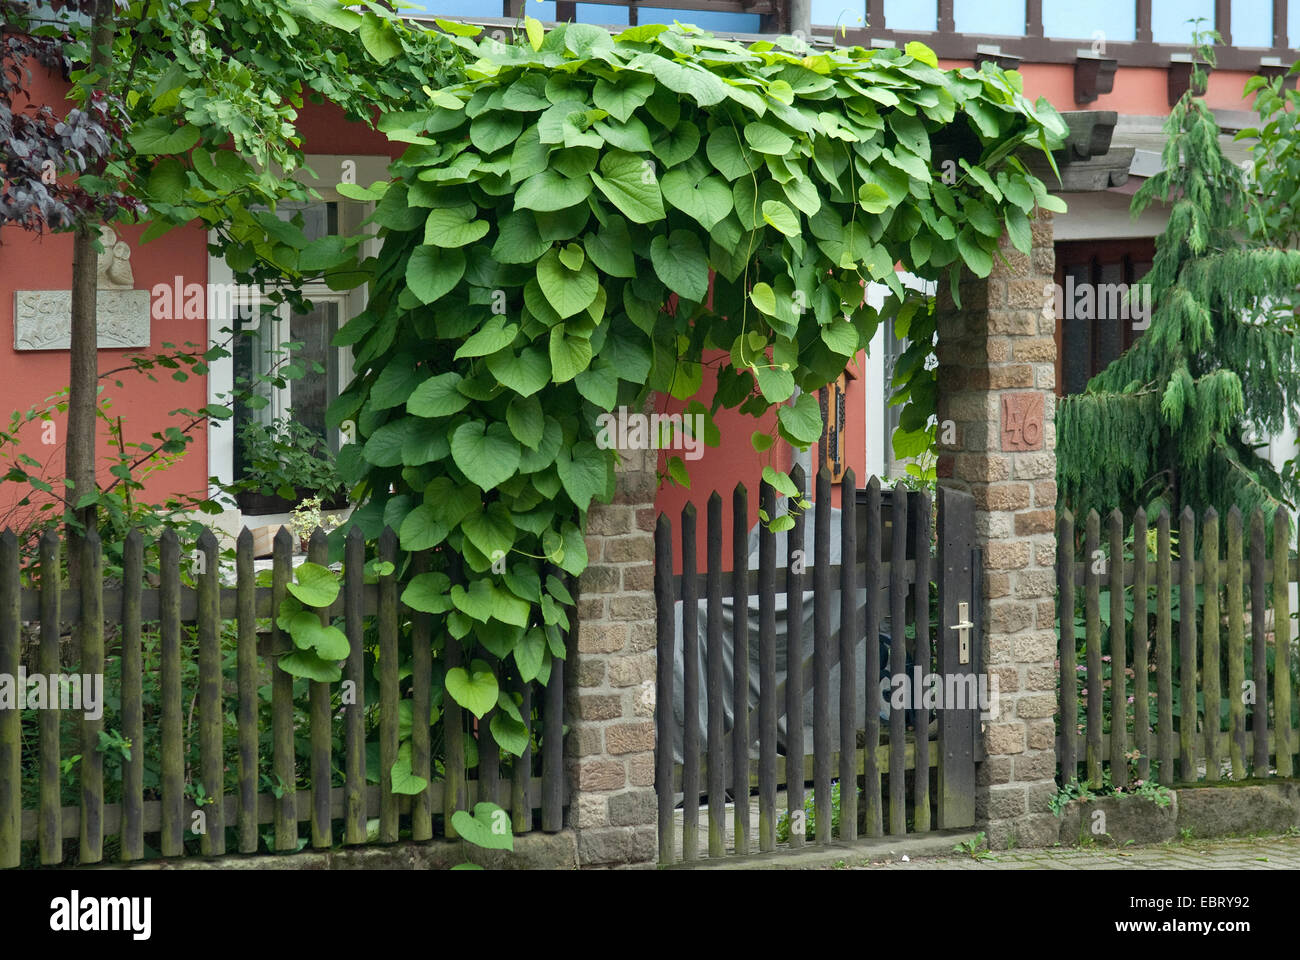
1000,391,1044,451
13,226,150,351
14,289,152,350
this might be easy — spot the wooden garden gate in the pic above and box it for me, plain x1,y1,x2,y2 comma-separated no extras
653,469,981,864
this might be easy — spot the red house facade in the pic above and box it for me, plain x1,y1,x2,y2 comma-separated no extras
0,4,1288,554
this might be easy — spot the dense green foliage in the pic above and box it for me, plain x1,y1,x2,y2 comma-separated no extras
7,5,1067,795
1241,61,1300,248
323,19,1066,725
0,1,470,553
1057,41,1300,522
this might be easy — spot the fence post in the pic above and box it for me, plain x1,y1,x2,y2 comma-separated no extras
567,437,659,867
933,212,1060,848
0,531,19,870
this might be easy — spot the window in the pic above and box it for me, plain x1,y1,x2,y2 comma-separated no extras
208,192,373,498
1054,238,1155,396
230,202,354,477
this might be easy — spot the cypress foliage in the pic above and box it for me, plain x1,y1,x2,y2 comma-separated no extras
1057,42,1300,523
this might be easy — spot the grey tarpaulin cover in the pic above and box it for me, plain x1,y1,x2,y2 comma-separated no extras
669,500,904,765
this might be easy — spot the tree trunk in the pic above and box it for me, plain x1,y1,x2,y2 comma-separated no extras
66,225,99,541
64,0,115,587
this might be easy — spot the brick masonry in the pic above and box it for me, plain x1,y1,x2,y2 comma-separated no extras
935,211,1060,849
565,440,659,868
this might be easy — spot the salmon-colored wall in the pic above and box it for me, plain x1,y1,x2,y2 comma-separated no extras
0,218,211,523
653,350,867,574
938,59,1259,113
0,44,1264,537
0,61,213,523
0,65,397,526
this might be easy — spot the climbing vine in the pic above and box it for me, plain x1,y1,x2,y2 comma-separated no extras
318,19,1067,735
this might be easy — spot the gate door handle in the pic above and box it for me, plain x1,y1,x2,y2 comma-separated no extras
949,601,974,665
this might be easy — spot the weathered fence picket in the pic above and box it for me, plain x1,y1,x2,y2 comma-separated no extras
655,473,979,864
1276,509,1294,778
680,503,700,860
1058,503,1300,788
1227,508,1246,779
837,469,858,844
2,523,568,869
732,483,750,856
0,531,18,869
785,466,807,847
758,480,778,853
861,476,882,838
814,467,833,848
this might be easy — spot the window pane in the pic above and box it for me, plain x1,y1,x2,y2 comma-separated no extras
232,308,278,478
1095,262,1124,370
954,0,1026,36
636,7,761,30
576,3,628,24
289,301,341,450
1043,0,1135,41
1152,0,1214,44
884,0,936,31
1232,0,1274,47
812,0,867,29
1063,264,1091,395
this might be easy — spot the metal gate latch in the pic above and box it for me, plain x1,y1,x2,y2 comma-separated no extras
950,602,974,665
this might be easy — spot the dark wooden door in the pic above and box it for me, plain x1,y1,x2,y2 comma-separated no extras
936,485,979,828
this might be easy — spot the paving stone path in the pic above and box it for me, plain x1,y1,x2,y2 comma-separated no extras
848,833,1300,869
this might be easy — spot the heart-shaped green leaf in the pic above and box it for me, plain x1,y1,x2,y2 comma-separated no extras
506,395,545,450
445,660,500,719
513,627,547,683
402,572,453,613
649,230,708,301
390,742,429,796
450,422,522,490
461,502,516,559
287,563,339,609
777,392,822,445
450,801,513,850
407,372,469,417
398,504,448,551
661,170,733,230
489,712,530,757
590,149,664,223
406,245,465,304
537,246,599,319
278,650,343,683
556,441,613,511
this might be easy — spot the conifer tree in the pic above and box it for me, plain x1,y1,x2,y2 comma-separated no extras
1057,32,1300,522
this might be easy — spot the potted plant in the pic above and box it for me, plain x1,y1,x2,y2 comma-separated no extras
289,496,345,552
229,416,349,516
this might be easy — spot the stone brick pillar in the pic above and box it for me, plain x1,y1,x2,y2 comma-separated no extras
934,212,1060,849
565,442,659,867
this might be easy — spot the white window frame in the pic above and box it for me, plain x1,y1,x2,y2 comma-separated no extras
206,154,387,499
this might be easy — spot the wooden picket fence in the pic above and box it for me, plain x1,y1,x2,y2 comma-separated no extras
654,466,983,864
1058,505,1299,788
0,524,568,868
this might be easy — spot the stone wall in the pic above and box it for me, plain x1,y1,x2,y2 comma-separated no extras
564,441,660,868
934,212,1060,849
